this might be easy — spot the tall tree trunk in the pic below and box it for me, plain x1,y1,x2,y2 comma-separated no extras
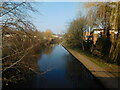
109,2,119,63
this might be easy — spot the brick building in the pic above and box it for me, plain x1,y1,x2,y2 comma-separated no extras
83,28,118,45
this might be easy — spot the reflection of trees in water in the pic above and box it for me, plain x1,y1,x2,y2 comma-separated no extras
43,44,56,55
65,55,100,88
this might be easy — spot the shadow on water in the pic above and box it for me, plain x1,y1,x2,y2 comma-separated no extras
65,55,102,88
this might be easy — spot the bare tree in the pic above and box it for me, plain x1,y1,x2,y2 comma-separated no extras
1,2,48,87
64,17,87,51
85,2,120,63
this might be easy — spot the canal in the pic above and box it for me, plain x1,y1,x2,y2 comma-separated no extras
20,44,104,88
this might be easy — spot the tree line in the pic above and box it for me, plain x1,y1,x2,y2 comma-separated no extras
64,2,120,64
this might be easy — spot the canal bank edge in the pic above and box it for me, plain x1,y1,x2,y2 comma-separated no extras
62,45,119,89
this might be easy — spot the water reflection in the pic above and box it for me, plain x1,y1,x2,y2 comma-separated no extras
65,55,100,88
43,44,55,55
32,44,103,88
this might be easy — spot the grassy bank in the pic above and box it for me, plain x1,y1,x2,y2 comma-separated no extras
64,45,120,77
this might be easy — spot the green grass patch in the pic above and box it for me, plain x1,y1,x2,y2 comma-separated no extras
63,44,120,77
71,47,119,70
73,48,107,67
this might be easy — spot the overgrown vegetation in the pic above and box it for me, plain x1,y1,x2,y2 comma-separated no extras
64,17,88,50
1,2,54,87
64,2,120,65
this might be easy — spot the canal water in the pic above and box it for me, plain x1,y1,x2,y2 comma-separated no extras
22,44,103,88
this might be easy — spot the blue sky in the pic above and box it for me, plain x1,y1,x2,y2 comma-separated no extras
29,2,87,34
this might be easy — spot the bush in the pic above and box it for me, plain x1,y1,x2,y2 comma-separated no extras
84,40,93,52
91,37,111,60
